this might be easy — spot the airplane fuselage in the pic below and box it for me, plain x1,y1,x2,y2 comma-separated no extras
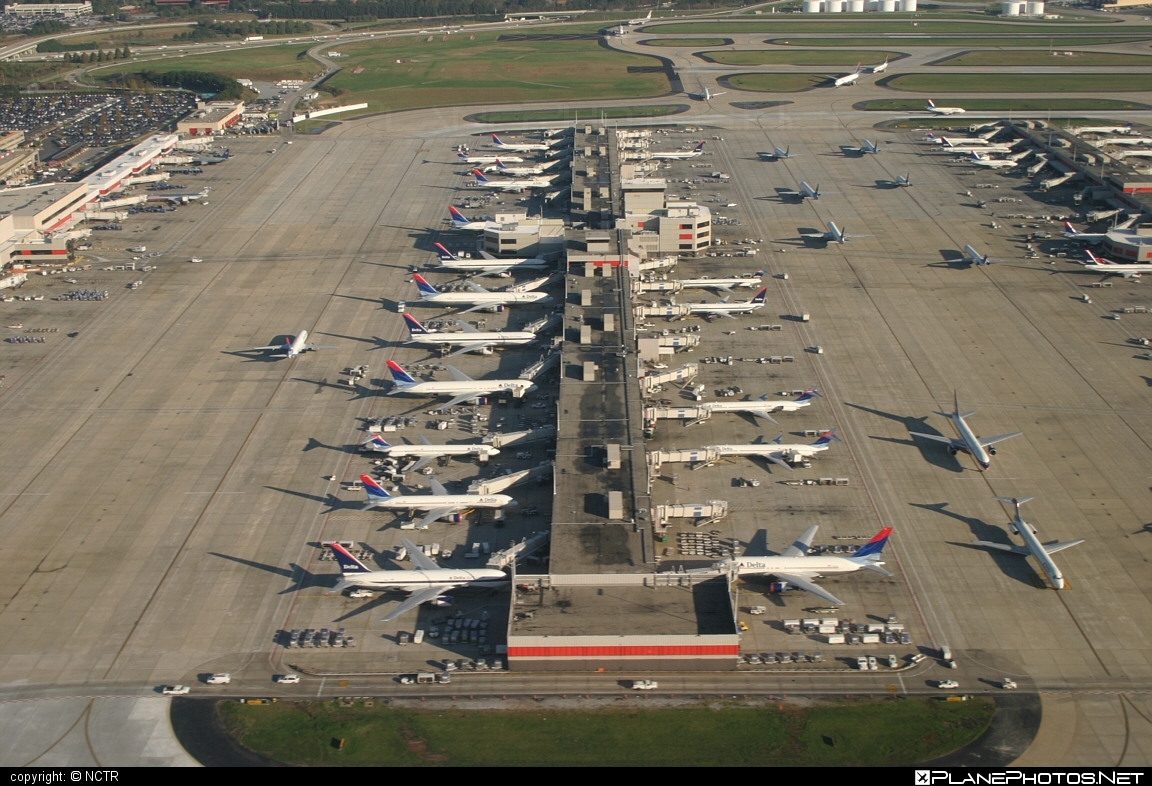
712,443,828,458
338,567,508,591
389,378,535,399
406,330,537,348
366,493,514,512
370,444,500,461
951,414,992,469
417,291,551,307
436,259,549,272
732,555,874,576
1012,513,1066,589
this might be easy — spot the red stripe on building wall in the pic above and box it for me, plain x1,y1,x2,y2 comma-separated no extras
508,645,739,657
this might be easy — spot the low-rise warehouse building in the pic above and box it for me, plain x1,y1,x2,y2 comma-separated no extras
177,102,244,136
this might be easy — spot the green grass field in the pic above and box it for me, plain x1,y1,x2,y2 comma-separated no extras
640,37,733,47
724,73,830,92
472,105,684,123
90,43,325,83
886,72,1152,93
933,50,1152,66
700,49,902,66
771,35,1151,47
319,32,670,115
220,697,995,767
863,98,1149,111
645,20,1139,34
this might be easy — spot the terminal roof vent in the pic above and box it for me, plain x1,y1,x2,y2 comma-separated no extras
585,235,610,252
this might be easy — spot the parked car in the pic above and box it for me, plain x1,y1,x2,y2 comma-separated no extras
632,679,658,690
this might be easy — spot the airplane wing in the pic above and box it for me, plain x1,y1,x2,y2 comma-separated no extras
977,432,1023,447
401,538,441,571
440,391,487,410
445,365,474,382
1042,538,1085,555
380,586,448,622
428,476,449,495
779,189,801,198
972,540,1030,556
908,431,963,449
763,454,794,472
447,341,496,358
708,311,738,320
800,230,830,239
413,506,459,529
771,572,846,606
748,410,778,423
407,455,436,472
249,344,283,350
455,321,479,333
781,525,819,558
464,280,490,293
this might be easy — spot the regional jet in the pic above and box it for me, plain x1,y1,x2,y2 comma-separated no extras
648,141,706,160
360,434,501,470
696,389,823,424
246,330,335,359
628,9,653,24
832,63,862,87
871,56,890,74
432,241,549,274
402,313,536,356
779,181,824,201
1079,249,1152,279
908,392,1022,470
412,273,552,312
961,244,990,266
801,221,869,245
895,174,912,187
328,540,508,622
690,87,727,101
973,496,1083,590
926,99,965,115
722,525,893,606
490,133,549,152
385,359,535,409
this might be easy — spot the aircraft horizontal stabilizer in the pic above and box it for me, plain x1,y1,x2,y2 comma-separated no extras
972,540,1030,556
1042,538,1085,556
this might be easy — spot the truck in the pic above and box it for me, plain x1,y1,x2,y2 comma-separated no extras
631,679,658,690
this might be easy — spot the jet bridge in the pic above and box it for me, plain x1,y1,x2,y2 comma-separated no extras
519,347,561,380
520,312,562,335
482,426,557,448
635,304,693,320
640,362,698,395
647,448,722,472
652,501,729,533
644,405,712,427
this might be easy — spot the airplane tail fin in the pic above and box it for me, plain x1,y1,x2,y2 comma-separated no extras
851,527,893,560
386,360,419,388
363,434,391,451
811,429,840,446
403,313,432,338
750,287,768,305
491,133,503,146
412,273,440,297
472,168,491,183
433,241,458,261
328,542,373,574
447,207,469,227
1063,221,1078,236
495,158,507,170
796,387,822,402
928,99,937,108
1085,250,1106,265
693,141,705,153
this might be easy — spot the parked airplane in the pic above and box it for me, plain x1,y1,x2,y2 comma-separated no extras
974,496,1083,590
1080,249,1152,279
628,9,653,24
642,276,764,295
1062,222,1107,245
723,525,894,606
895,174,912,187
941,138,1014,155
966,152,1016,170
832,63,862,87
489,133,549,152
780,181,824,201
766,146,798,160
712,430,840,471
696,389,822,423
403,313,536,356
457,151,524,165
432,241,549,273
688,287,768,319
246,330,335,359
385,359,535,409
801,221,869,245
412,273,553,312
472,169,556,192
648,141,706,160
446,206,502,232
328,540,508,622
926,99,965,115
908,392,1022,470
486,159,551,176
939,136,1005,149
360,434,501,470
843,140,881,155
961,244,990,266
871,56,890,74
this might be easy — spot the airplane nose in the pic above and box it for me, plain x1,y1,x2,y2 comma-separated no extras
507,500,520,507
980,462,991,470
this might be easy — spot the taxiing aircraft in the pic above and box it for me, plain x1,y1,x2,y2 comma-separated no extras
687,287,768,319
385,359,535,409
247,329,335,359
926,99,965,115
843,139,881,155
648,141,706,160
801,221,869,245
1079,249,1152,279
961,244,990,266
412,273,553,312
832,63,862,87
328,540,508,622
908,392,1022,470
722,525,894,606
403,313,536,356
763,146,798,160
871,56,890,74
457,151,524,165
1062,222,1107,245
780,181,824,201
973,496,1083,590
490,133,549,152
691,87,728,101
628,9,652,24
712,430,840,471
895,174,912,187
432,241,549,274
360,434,500,470
472,169,556,192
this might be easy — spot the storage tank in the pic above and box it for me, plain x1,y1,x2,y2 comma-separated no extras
802,0,822,11
880,0,897,11
849,0,865,11
899,0,917,10
1001,1,1021,14
825,0,843,11
1026,0,1044,14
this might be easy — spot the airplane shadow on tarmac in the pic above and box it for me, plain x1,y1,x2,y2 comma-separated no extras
209,552,339,593
846,402,965,473
908,502,1036,588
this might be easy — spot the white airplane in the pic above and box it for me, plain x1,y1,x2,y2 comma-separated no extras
385,359,535,409
471,169,556,192
1062,222,1107,245
843,140,881,155
402,313,536,356
642,276,764,295
801,221,869,245
712,430,840,471
871,56,890,74
358,473,515,521
328,539,507,622
446,206,502,233
246,329,335,359
648,141,706,160
939,136,1005,149
701,389,822,423
926,99,965,115
485,158,550,176
1080,249,1152,279
966,152,1016,170
941,139,1014,155
780,181,823,201
692,87,727,101
628,9,652,24
762,146,798,161
689,287,768,319
412,273,552,313
973,496,1083,590
908,392,1022,470
456,151,523,165
961,244,990,266
723,525,894,606
832,63,862,88
360,434,500,470
432,241,549,274
489,133,549,152
895,174,912,187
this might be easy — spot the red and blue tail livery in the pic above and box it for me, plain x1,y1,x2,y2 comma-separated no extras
447,207,470,228
433,242,458,260
472,168,491,184
853,527,893,559
412,273,440,297
403,313,433,336
751,287,768,305
359,474,393,500
328,542,373,573
386,360,419,386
